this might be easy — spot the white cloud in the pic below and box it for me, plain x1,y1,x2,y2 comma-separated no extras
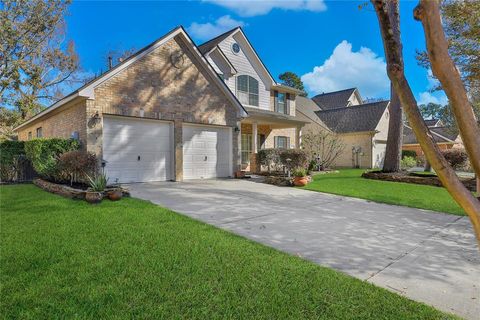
417,69,448,105
301,40,389,98
188,15,245,41
417,91,448,106
203,0,326,17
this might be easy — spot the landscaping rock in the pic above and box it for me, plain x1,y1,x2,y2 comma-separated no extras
33,178,86,199
361,171,476,191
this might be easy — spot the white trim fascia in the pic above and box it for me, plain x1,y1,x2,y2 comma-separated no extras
233,28,276,85
14,93,82,131
179,29,247,118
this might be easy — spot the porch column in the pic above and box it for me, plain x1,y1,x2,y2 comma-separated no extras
252,122,258,153
295,125,302,149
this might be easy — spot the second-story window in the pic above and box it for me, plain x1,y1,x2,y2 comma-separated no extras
276,92,286,114
237,75,259,106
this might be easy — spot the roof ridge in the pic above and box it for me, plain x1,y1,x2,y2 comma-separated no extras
312,87,357,98
316,100,389,113
197,26,240,49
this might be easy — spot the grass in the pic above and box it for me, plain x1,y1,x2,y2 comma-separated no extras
0,184,457,319
303,169,465,215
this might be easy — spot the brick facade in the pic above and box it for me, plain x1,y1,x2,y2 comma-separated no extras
17,100,88,148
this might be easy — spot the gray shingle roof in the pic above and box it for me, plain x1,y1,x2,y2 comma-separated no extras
403,125,457,144
295,96,329,129
198,27,239,54
315,101,389,133
424,119,440,127
311,88,357,110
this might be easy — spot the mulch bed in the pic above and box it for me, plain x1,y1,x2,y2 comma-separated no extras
362,171,476,192
33,178,130,200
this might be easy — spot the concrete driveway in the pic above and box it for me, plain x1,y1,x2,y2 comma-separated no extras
128,179,479,319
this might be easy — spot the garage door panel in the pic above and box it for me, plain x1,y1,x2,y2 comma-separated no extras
103,116,173,183
183,125,231,180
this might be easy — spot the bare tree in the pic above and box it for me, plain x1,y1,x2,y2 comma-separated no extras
301,130,345,170
372,0,480,244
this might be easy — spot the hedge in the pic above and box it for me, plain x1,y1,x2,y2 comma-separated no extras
0,140,26,182
257,148,308,172
24,138,80,181
401,150,417,159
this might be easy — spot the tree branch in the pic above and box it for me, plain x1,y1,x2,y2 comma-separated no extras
414,0,480,177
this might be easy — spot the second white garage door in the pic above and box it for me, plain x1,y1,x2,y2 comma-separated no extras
103,116,173,183
183,124,232,179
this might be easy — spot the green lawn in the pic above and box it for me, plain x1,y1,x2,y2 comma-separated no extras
0,185,456,319
303,169,464,215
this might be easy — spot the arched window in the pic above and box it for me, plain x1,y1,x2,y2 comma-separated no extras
236,75,259,106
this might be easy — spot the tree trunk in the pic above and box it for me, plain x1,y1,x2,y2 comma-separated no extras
382,0,403,173
372,0,480,245
383,84,403,172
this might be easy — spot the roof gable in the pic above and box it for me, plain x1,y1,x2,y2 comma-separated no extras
315,100,389,133
15,26,247,131
199,27,276,86
312,88,359,110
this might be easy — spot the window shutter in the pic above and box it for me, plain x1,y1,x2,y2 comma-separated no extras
287,137,291,149
274,136,278,148
274,90,278,112
286,93,290,115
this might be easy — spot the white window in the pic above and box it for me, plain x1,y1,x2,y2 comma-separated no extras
275,91,287,114
274,136,290,149
36,127,43,138
237,75,259,106
241,133,252,164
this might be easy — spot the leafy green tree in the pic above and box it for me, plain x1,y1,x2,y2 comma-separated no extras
278,71,306,96
416,0,479,117
0,0,83,138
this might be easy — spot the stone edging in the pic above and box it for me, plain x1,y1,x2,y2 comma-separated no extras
33,178,86,199
361,171,476,191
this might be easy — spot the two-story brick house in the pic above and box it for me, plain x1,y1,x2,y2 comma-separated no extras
14,26,306,182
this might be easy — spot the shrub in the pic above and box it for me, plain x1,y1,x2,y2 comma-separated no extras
400,156,417,169
87,172,108,192
0,140,25,182
292,167,307,177
24,138,80,181
257,148,282,172
279,149,308,171
442,148,468,170
402,150,417,159
58,151,97,185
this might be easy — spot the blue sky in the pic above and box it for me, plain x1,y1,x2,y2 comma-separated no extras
66,0,447,104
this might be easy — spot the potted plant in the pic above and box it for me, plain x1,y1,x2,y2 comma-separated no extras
292,168,309,187
106,178,123,201
85,173,108,203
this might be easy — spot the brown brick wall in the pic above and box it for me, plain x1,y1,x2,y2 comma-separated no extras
94,36,238,127
17,99,88,147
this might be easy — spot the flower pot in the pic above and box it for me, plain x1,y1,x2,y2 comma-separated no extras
107,189,123,201
235,170,245,178
293,176,309,187
85,191,103,204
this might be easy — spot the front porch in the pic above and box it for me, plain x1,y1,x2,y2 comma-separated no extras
240,107,306,172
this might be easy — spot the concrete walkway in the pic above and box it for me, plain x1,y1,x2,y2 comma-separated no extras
128,179,479,320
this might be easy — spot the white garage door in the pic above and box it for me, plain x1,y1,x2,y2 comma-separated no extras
103,116,173,183
183,124,232,179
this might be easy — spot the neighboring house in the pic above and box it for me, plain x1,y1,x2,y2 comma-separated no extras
14,26,306,183
296,88,390,169
402,121,463,157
